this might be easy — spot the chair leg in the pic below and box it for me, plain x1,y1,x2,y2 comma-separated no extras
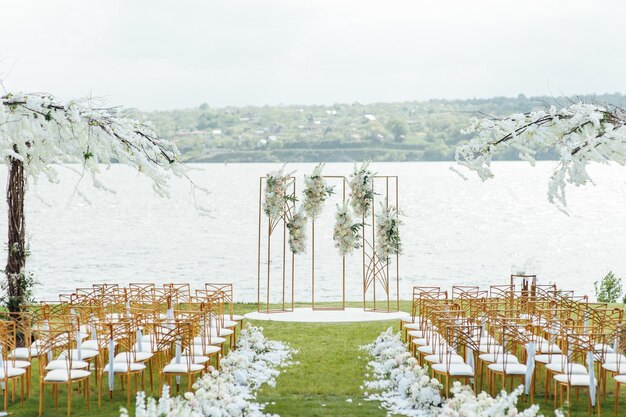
67,382,72,417
86,377,91,410
615,381,620,417
38,381,44,417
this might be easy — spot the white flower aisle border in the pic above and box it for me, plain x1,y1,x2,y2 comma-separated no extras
121,324,297,417
361,329,564,417
360,329,442,417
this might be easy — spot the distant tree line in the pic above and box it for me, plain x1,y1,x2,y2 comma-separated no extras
137,93,626,163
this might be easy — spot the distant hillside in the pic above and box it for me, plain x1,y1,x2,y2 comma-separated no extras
139,93,626,163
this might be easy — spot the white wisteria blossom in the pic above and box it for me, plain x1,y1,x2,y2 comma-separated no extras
349,161,376,217
263,165,296,219
0,91,195,312
332,201,362,256
375,203,402,261
122,324,297,417
302,163,334,219
286,208,307,255
455,102,626,209
0,92,187,194
361,328,442,417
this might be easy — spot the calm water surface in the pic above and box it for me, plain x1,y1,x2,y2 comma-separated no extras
1,161,626,302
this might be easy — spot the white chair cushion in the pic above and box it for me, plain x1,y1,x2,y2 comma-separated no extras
162,363,204,373
9,347,40,359
553,374,596,386
432,363,474,376
170,355,210,365
58,349,98,361
80,340,99,351
0,367,26,378
114,351,154,363
211,328,234,337
44,369,90,382
45,359,89,371
488,363,527,375
536,340,561,354
424,354,464,364
102,362,146,373
535,354,564,364
404,323,423,330
192,336,226,345
600,353,626,364
479,344,504,354
614,375,626,384
9,360,31,369
401,316,419,323
602,362,626,374
411,338,428,346
546,362,588,374
187,345,221,356
222,320,238,328
479,353,519,364
594,343,615,353
231,314,244,321
407,330,425,338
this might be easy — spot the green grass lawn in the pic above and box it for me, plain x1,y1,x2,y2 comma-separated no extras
8,301,626,416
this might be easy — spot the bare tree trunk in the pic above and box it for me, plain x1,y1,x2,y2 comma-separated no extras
5,157,26,314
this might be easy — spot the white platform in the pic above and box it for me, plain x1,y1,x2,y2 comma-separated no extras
244,307,409,323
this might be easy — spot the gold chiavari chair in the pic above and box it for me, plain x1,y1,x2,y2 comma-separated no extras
0,320,27,411
431,321,482,396
2,311,35,398
552,326,600,416
37,318,91,417
98,320,147,408
153,319,204,393
486,318,534,402
205,283,244,330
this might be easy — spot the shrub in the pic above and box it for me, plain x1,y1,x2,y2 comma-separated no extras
594,271,623,303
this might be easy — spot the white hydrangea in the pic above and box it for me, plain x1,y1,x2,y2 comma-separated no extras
375,202,402,261
263,165,295,219
349,161,376,217
286,208,307,255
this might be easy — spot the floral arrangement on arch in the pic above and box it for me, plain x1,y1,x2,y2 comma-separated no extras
263,165,296,220
349,161,376,217
375,202,402,261
333,201,362,256
302,163,335,219
286,208,307,254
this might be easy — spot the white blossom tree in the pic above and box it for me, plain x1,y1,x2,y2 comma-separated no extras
1,91,190,312
455,102,626,209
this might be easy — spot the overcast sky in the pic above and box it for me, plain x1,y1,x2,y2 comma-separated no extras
1,0,625,110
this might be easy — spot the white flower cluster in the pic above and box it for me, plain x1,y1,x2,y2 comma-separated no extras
362,330,565,417
455,103,626,209
286,209,307,255
360,328,442,417
302,163,334,219
440,383,546,417
1,92,186,196
332,201,361,256
349,161,376,217
122,324,296,417
263,166,295,219
375,203,402,261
